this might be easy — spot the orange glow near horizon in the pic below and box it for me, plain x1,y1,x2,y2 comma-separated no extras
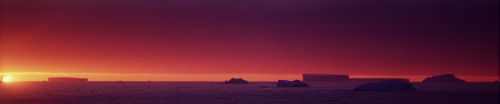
2,75,13,82
0,1,498,83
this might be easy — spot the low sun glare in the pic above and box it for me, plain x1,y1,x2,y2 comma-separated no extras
3,75,13,82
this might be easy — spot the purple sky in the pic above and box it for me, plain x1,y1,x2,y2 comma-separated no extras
1,0,498,81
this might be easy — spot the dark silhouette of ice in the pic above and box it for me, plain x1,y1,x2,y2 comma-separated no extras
423,74,466,83
277,80,310,88
48,77,88,82
303,74,349,82
349,78,410,83
302,74,410,83
354,80,415,91
224,78,248,84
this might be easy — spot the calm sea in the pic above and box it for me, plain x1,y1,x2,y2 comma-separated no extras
0,82,498,104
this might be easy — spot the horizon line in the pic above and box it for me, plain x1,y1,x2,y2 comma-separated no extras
0,72,498,82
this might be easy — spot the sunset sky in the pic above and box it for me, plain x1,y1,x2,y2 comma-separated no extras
1,0,498,82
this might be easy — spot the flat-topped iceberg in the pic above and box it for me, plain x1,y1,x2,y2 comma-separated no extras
423,74,466,83
48,77,88,82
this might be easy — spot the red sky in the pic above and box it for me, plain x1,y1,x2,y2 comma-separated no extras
1,0,498,81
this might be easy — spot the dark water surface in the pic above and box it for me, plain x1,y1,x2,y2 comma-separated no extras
0,82,498,104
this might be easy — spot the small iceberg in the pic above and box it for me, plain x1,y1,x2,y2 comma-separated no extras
277,80,309,88
224,78,249,84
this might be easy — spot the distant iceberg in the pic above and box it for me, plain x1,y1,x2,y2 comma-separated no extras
48,77,88,82
423,74,466,83
277,80,309,88
303,74,349,82
349,78,410,83
303,74,410,83
224,78,248,84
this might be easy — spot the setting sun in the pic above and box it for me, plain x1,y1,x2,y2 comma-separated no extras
3,75,13,82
